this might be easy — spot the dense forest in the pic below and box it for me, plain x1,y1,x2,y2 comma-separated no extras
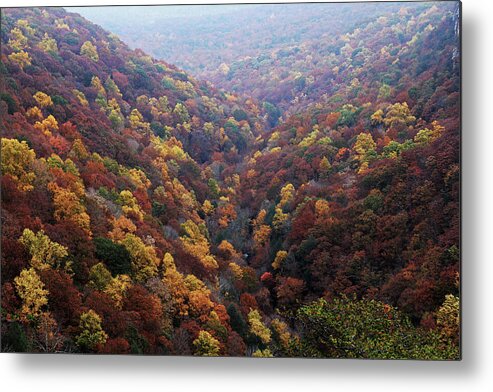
1,3,460,359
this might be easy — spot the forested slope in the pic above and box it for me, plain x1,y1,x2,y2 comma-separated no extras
1,5,460,358
75,2,459,121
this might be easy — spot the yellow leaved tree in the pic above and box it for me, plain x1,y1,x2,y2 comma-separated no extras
33,91,53,108
37,33,58,52
19,229,69,271
272,250,288,270
48,182,92,236
383,102,416,129
34,114,59,136
104,274,132,309
193,330,221,356
8,50,32,69
354,132,377,173
279,183,295,208
8,27,28,51
80,41,99,62
76,310,108,351
180,220,218,271
248,309,271,344
1,138,36,191
14,268,49,321
436,294,460,342
119,233,159,283
118,190,145,221
252,209,271,248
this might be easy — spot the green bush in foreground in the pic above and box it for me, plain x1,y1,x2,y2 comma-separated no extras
294,297,459,360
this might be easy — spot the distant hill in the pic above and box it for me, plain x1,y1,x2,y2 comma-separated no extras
73,2,457,118
72,3,405,76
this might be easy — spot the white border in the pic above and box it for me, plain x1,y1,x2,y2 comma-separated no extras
1,0,492,391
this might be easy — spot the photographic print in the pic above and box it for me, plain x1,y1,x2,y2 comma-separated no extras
0,1,460,359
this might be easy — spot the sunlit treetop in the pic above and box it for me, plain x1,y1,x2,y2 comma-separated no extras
1,138,36,191
80,40,99,62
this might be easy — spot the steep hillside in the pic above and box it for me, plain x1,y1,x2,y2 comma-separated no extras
1,5,460,359
1,7,264,165
214,2,460,118
230,1,460,346
1,7,264,355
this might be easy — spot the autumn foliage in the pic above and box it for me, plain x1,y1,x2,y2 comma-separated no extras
1,4,459,358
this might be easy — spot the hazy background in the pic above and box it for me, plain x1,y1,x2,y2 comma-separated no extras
68,2,410,75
